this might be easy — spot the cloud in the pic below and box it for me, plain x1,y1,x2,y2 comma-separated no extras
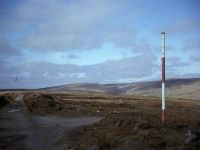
67,53,80,59
180,73,200,78
0,40,158,88
177,38,200,64
158,18,200,34
189,53,200,62
0,0,139,52
0,38,19,55
106,27,137,49
165,56,191,79
167,57,188,66
166,56,189,72
181,39,200,62
167,72,200,79
182,39,200,51
0,0,136,51
0,37,22,64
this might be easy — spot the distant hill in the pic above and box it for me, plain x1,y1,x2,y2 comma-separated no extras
41,78,200,100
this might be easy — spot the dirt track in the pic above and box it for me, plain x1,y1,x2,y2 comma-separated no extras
0,101,102,150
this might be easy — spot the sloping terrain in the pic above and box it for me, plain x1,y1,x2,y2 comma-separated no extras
41,78,200,100
124,78,200,100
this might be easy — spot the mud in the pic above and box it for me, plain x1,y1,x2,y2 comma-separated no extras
0,101,102,150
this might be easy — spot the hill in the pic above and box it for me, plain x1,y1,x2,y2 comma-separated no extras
41,78,200,100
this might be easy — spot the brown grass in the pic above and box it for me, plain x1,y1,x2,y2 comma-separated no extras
6,92,200,149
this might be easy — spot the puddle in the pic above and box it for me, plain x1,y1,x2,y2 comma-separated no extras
7,109,21,113
33,116,102,127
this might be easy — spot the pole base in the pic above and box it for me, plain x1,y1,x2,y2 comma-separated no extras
161,109,166,124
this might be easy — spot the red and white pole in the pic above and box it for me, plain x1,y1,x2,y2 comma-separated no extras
161,32,166,124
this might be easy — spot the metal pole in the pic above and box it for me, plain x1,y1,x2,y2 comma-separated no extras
161,32,166,124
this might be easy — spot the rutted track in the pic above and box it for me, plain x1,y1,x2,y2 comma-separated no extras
0,101,102,150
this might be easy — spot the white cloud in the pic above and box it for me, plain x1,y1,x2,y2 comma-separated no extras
0,37,22,64
0,0,139,52
157,18,200,35
0,40,159,88
182,39,200,51
6,0,123,51
42,73,49,77
58,73,66,78
189,53,200,62
68,73,86,78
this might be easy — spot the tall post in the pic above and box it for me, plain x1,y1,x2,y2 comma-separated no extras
161,32,166,124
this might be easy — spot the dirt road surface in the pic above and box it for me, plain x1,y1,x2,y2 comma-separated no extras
0,102,102,150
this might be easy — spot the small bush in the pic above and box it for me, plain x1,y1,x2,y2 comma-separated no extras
23,94,63,114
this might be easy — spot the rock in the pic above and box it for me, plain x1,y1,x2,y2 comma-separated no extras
185,129,200,144
109,110,120,114
15,94,24,102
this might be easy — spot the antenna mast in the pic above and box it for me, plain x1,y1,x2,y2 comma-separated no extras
161,32,166,124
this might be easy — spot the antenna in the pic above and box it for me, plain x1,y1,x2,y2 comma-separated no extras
161,32,166,124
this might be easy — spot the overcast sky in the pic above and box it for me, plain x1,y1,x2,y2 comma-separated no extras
0,0,200,89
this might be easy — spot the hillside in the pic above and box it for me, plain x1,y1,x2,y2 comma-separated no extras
41,78,200,100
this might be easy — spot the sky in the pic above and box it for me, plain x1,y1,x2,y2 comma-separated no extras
0,0,200,89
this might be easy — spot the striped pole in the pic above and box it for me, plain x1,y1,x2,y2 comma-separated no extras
161,32,166,124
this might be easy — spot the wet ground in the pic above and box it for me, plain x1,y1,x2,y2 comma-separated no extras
0,102,102,150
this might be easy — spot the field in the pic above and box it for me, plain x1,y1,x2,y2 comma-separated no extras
0,92,200,150
48,93,200,150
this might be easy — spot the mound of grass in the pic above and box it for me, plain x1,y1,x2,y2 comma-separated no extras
23,94,63,114
70,112,200,150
